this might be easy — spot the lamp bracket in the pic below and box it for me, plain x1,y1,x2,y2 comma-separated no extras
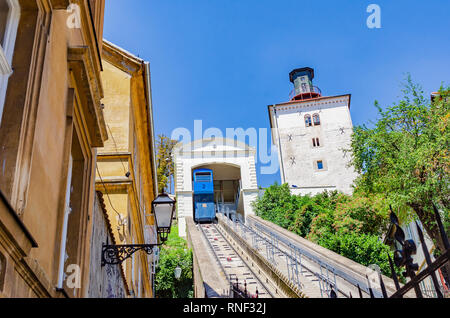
102,243,162,266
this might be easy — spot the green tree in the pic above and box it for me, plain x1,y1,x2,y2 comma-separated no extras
350,77,450,255
156,135,178,193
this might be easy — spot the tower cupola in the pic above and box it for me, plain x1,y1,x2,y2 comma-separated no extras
289,67,322,101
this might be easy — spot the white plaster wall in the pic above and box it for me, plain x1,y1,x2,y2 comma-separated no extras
291,187,338,197
271,95,358,195
242,191,258,217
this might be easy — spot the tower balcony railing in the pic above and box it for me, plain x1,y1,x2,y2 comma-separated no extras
289,86,322,101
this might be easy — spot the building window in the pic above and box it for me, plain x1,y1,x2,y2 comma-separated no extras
312,138,320,148
313,114,321,126
57,131,87,294
0,252,6,292
0,0,20,124
305,115,312,127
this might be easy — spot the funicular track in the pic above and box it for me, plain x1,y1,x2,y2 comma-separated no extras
198,222,280,298
221,214,388,298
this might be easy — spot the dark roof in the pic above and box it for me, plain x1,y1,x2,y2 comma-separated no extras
289,67,315,83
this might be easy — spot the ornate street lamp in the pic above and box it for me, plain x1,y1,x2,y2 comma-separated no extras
101,192,176,266
153,192,176,243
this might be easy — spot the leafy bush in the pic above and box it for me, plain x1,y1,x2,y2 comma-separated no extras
155,225,194,298
334,192,390,236
317,232,399,277
252,183,294,229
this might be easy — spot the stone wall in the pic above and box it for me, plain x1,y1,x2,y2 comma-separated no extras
87,193,127,298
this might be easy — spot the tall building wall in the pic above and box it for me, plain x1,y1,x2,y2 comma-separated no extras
0,1,107,298
96,41,158,298
87,193,127,298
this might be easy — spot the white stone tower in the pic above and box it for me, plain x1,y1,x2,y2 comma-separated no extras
268,67,358,195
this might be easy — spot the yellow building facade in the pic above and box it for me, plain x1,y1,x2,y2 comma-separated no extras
0,1,158,298
96,40,158,298
0,0,108,297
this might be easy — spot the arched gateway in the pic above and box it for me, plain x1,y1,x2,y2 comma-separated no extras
173,138,259,237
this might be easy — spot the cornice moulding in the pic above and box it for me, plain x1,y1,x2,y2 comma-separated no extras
68,46,107,147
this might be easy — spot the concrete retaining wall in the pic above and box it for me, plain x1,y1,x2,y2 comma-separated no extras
185,217,229,298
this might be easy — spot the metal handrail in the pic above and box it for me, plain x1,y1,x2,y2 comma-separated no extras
234,217,341,297
247,217,383,298
289,86,322,100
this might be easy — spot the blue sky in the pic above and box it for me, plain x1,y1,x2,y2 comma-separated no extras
103,0,450,188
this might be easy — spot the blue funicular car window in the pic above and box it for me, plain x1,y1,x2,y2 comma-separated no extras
196,172,211,182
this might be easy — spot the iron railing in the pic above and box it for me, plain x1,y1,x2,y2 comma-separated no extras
230,276,259,299
289,86,322,100
357,204,449,298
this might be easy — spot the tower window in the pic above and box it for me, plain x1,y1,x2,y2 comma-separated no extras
305,115,312,127
313,114,321,126
317,160,324,170
301,83,307,92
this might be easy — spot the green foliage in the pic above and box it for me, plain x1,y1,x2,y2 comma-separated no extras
252,184,344,238
155,225,194,298
253,184,400,279
156,135,178,193
333,191,390,237
252,183,292,228
350,77,449,252
317,232,398,277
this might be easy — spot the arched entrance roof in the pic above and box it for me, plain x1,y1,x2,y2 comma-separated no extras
192,163,241,181
173,137,256,155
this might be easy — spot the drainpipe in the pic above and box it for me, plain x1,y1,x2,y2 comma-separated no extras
144,62,159,197
144,62,159,299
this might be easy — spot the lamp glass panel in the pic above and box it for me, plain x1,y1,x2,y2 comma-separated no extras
154,203,173,228
174,266,182,279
